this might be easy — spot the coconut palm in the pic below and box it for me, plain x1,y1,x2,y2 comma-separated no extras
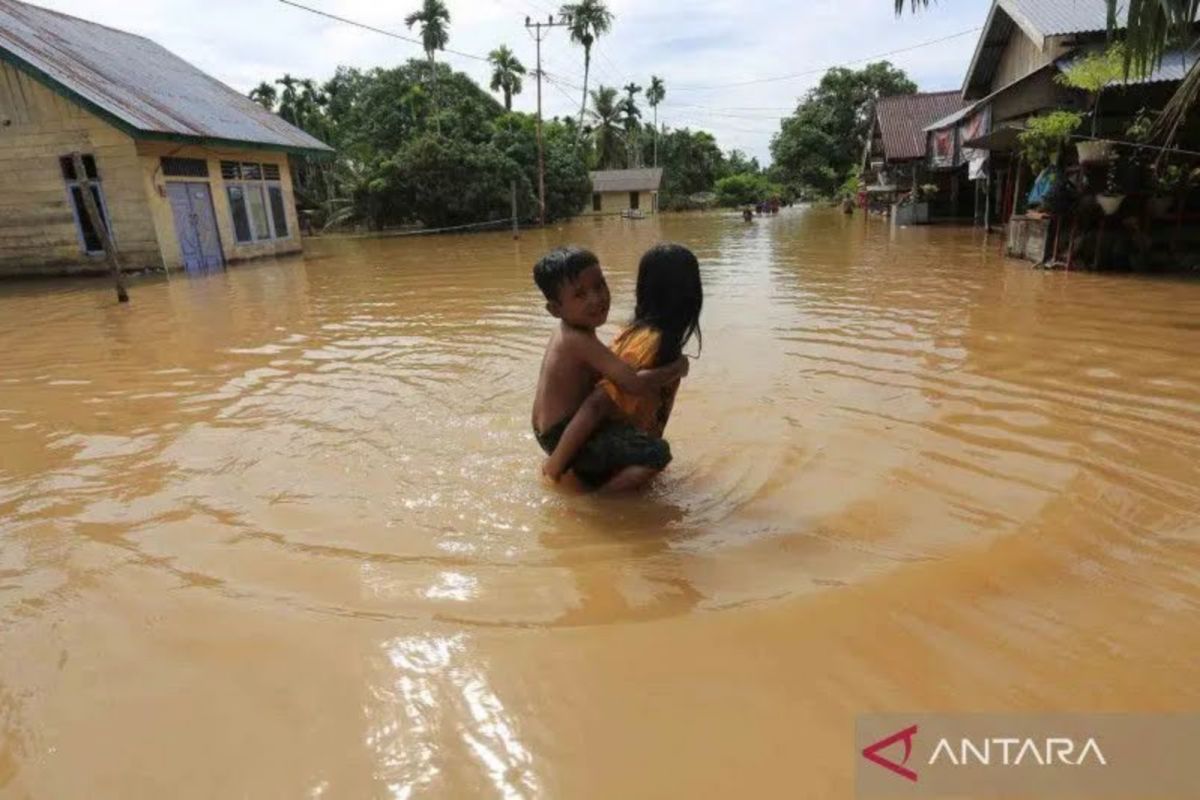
621,82,643,167
488,45,526,112
561,0,615,139
590,85,623,169
405,0,451,135
897,0,1199,142
647,75,665,167
249,82,277,111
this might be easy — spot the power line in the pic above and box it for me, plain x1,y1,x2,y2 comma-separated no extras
276,0,490,63
672,27,982,91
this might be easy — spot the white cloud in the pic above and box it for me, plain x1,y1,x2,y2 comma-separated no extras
29,0,993,161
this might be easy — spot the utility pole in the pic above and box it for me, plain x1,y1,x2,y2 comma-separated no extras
525,13,569,227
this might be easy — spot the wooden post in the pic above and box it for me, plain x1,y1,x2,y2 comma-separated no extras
511,180,519,240
72,152,128,303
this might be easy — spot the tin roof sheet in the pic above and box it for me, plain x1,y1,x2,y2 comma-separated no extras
0,0,332,154
875,91,968,160
589,168,664,193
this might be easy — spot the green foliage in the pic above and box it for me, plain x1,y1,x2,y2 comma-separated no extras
488,45,526,111
562,0,615,131
770,62,916,197
405,0,451,56
590,85,624,169
715,172,781,207
1018,111,1083,171
1056,44,1126,95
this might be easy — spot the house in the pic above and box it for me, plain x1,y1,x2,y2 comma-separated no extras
861,91,967,203
923,0,1196,232
0,0,332,278
586,168,663,216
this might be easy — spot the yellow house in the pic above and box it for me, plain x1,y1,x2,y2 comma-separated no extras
585,168,663,216
0,0,332,278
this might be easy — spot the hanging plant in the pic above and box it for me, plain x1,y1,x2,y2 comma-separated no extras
1056,43,1127,163
1018,111,1083,171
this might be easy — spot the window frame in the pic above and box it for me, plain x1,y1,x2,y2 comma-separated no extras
222,160,291,244
60,155,113,256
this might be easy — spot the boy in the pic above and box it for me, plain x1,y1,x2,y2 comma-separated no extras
531,246,688,491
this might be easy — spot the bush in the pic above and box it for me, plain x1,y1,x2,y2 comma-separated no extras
715,172,781,207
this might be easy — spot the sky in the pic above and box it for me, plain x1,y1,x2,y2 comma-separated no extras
31,0,994,163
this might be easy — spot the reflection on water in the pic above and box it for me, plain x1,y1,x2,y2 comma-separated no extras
1,209,1199,797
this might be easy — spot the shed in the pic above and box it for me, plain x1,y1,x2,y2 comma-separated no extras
586,168,663,216
0,0,332,277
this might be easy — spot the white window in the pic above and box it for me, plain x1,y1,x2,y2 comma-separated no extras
60,155,112,254
221,161,290,243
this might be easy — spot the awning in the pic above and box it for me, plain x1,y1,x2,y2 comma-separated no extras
962,123,1025,152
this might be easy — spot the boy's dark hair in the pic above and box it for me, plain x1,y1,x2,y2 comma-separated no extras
533,246,599,302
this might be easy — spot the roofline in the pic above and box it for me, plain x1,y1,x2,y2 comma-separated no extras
0,43,334,159
961,0,1049,97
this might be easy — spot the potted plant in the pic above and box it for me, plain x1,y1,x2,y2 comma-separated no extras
1151,164,1183,218
1056,44,1126,163
1018,111,1083,172
1098,156,1125,216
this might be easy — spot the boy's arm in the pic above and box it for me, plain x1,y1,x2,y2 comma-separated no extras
543,387,614,481
571,332,688,395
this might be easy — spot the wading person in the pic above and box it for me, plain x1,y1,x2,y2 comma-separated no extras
542,243,704,492
531,246,689,492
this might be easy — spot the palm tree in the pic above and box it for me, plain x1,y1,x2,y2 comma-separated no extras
590,85,623,169
621,82,642,167
276,74,300,125
249,82,277,111
561,0,615,139
897,0,1196,141
646,75,665,167
488,45,526,112
405,0,451,135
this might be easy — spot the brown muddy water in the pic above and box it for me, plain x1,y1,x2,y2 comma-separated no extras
1,209,1199,798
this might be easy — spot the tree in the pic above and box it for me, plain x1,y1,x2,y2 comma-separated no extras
249,82,277,111
488,45,526,112
405,0,451,135
770,61,916,196
715,173,780,207
646,75,665,167
561,0,615,138
621,82,643,167
589,85,623,169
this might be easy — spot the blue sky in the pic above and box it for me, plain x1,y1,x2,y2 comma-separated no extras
34,0,994,163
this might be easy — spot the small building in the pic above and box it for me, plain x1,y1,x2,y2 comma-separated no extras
0,0,332,278
861,91,967,211
586,168,663,216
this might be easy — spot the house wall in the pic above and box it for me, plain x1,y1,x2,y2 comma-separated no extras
991,31,1072,93
0,61,162,276
582,190,657,216
135,142,302,271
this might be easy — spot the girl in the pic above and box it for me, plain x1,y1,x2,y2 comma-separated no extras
543,243,703,491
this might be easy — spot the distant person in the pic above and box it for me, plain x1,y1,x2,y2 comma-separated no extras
743,207,754,222
532,247,689,492
542,244,703,491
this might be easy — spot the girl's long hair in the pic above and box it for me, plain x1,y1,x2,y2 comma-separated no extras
624,243,703,365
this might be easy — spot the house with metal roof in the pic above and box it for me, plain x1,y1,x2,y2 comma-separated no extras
861,91,967,197
0,0,332,277
585,168,663,216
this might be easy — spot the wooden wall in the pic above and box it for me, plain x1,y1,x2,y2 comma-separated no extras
581,190,658,216
990,31,1071,95
0,61,162,276
135,142,302,271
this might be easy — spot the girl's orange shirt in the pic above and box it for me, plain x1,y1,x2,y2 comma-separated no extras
598,326,677,435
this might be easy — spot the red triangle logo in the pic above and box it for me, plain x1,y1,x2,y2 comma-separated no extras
862,724,919,782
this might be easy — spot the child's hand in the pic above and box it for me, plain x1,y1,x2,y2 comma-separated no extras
542,458,563,482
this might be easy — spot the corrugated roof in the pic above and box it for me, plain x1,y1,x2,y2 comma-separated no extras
1003,0,1120,37
589,168,663,192
1056,46,1200,84
874,91,968,161
0,0,332,155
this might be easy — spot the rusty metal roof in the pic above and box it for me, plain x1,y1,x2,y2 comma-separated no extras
0,0,332,155
589,168,663,193
874,91,967,161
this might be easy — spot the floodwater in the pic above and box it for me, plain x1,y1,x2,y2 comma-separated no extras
1,209,1199,798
